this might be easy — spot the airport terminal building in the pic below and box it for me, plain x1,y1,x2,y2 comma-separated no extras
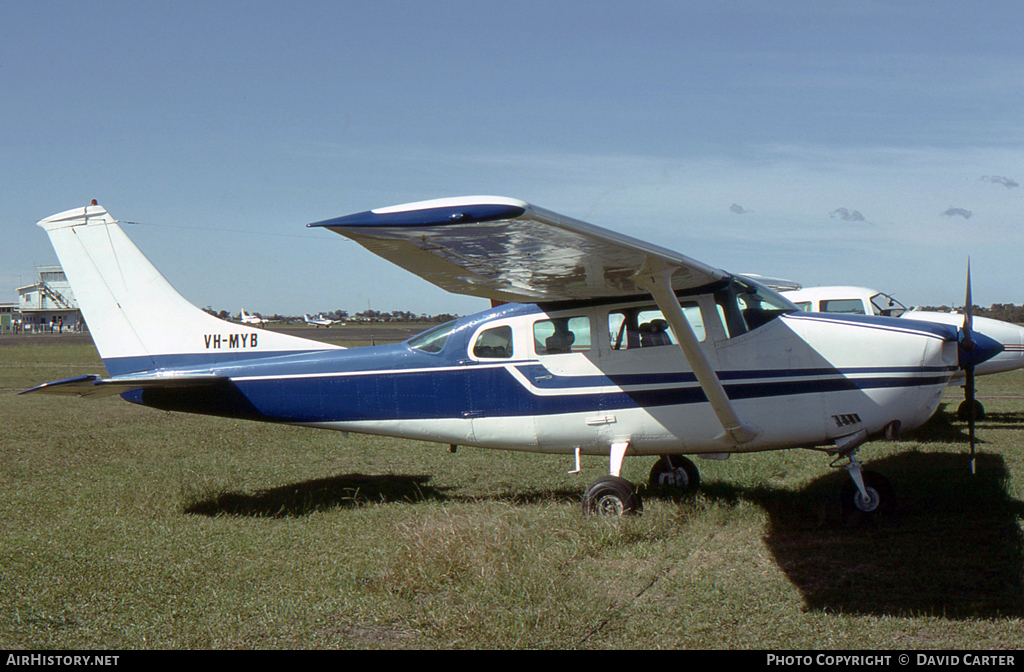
13,265,84,333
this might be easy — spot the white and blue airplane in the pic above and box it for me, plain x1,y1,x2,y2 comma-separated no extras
240,310,270,326
304,313,341,328
22,198,1004,515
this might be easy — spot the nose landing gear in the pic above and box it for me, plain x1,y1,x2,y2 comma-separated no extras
834,450,894,515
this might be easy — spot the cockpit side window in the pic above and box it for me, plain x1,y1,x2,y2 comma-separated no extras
472,325,514,359
870,293,907,317
534,316,590,355
608,304,701,350
821,299,865,315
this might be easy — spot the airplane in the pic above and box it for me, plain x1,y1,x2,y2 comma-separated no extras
780,284,1024,420
240,309,270,326
22,198,1004,516
304,313,341,328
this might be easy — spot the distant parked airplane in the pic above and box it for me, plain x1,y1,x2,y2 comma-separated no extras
240,310,270,326
304,314,340,328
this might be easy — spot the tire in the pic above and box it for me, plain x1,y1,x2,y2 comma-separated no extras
648,455,700,492
957,398,985,422
582,476,642,516
841,471,894,515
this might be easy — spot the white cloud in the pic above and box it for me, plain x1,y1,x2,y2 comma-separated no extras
981,175,1019,188
941,207,973,219
830,208,867,222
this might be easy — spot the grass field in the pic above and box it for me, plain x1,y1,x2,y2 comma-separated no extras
1,340,1022,649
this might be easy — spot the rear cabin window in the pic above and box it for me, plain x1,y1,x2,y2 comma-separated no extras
608,304,703,350
472,325,514,359
533,316,591,355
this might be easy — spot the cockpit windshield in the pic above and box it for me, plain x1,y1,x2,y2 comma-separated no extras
408,320,456,353
870,292,908,317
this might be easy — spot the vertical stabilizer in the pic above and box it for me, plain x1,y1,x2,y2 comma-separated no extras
37,204,339,375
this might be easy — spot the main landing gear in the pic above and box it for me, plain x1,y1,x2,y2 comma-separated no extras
582,476,643,516
649,455,700,492
580,448,702,516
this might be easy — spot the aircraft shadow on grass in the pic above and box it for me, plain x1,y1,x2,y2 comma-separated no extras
970,411,1024,431
650,450,1024,619
899,404,1024,444
184,473,451,518
185,407,1022,618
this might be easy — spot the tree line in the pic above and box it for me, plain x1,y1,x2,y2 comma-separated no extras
202,307,459,323
205,303,1024,326
918,303,1024,324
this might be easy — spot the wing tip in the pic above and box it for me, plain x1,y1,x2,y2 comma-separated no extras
308,196,528,230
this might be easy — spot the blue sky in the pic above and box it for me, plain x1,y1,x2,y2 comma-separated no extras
2,1,1023,316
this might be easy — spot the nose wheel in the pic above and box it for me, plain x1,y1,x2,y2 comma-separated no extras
838,456,894,515
957,398,985,422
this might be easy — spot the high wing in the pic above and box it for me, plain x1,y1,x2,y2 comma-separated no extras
308,196,728,303
311,196,757,445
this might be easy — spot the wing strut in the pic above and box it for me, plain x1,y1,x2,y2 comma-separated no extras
635,267,758,446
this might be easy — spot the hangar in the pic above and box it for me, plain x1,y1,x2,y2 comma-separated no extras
16,265,84,333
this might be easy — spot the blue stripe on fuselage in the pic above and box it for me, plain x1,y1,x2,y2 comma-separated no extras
514,363,955,390
784,311,958,340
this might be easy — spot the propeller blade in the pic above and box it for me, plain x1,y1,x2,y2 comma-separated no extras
966,365,977,475
960,258,979,475
964,258,974,343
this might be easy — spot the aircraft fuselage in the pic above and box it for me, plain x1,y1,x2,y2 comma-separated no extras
120,294,960,458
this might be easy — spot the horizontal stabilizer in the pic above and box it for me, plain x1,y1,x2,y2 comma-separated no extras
21,372,226,398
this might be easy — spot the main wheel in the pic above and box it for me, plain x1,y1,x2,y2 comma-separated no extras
648,455,700,492
840,471,894,515
582,476,642,516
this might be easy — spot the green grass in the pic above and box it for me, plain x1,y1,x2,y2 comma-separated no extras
1,344,1022,649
